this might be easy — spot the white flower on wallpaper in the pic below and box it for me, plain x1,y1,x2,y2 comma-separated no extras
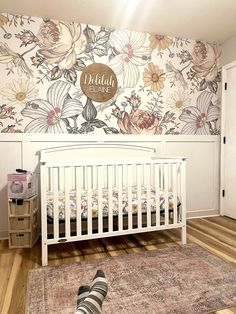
21,81,83,133
0,42,33,78
0,79,38,105
179,91,220,135
165,61,188,90
0,13,221,135
108,30,152,88
36,20,86,70
166,90,191,114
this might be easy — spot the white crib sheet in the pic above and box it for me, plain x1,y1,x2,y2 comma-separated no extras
47,187,179,221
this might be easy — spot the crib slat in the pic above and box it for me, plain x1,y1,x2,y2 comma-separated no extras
160,164,164,190
118,165,123,231
137,164,142,229
172,163,178,224
164,163,169,225
41,164,48,266
155,163,160,227
87,166,92,235
76,166,82,237
180,160,187,244
146,163,151,228
49,167,53,191
127,164,132,230
59,167,64,191
64,167,71,238
108,165,113,232
97,165,103,234
52,167,59,240
178,162,181,222
93,165,97,190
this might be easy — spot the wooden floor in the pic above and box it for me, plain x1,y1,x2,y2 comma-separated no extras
1,216,236,314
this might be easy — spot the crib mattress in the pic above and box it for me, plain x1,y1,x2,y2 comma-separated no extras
47,187,180,221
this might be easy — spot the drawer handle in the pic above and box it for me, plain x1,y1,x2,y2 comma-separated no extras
17,218,24,221
18,234,24,237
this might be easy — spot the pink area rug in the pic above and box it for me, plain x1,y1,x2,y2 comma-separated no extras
26,243,236,314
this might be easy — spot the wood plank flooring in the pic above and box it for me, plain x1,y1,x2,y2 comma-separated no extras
0,216,236,314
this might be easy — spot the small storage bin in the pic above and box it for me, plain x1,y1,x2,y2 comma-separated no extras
8,195,38,248
9,200,30,215
9,232,30,247
9,217,30,230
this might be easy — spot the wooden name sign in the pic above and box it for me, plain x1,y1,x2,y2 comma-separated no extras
80,63,118,102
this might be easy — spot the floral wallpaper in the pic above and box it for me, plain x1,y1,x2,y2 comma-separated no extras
0,13,221,134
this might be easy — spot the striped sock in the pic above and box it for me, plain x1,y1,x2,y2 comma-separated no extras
77,285,90,309
75,270,108,314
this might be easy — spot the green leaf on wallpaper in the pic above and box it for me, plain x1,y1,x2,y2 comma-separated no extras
199,79,207,91
83,25,96,43
95,31,110,45
74,59,86,71
93,45,108,57
64,68,77,85
207,81,218,94
85,43,94,53
51,66,63,80
90,119,107,128
103,127,119,134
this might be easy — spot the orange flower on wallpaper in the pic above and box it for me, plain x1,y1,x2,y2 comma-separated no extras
149,34,172,50
0,15,8,27
143,62,165,91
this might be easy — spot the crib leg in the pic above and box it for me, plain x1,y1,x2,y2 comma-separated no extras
42,241,48,266
181,224,187,245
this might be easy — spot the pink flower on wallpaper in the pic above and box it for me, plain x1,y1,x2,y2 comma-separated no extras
21,81,83,133
179,91,220,135
108,30,152,88
191,42,220,81
36,20,86,70
117,109,162,134
0,104,16,119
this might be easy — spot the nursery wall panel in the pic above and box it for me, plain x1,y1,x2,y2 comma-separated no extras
0,13,221,238
0,135,219,238
0,13,221,135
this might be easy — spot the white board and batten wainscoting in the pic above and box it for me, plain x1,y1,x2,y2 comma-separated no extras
0,134,220,239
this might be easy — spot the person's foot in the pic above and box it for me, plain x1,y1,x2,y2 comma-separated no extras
77,285,90,308
75,270,108,314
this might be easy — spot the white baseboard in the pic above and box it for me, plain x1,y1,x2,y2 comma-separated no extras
0,230,8,240
186,209,220,219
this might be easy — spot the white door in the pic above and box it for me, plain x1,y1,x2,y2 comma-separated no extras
221,61,236,219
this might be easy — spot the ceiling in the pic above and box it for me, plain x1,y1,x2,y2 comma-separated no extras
1,0,236,43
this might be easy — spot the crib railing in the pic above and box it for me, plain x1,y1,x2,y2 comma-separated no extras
40,145,186,266
41,160,186,264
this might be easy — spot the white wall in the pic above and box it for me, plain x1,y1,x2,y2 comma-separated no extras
0,134,220,239
222,35,236,66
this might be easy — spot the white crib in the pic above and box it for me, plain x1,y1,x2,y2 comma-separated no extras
40,143,186,266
